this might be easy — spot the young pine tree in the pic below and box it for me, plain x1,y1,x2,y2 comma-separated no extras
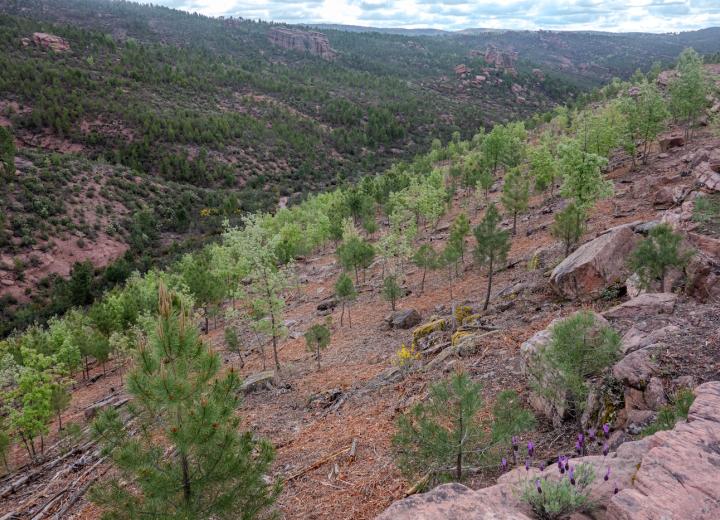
0,125,15,179
551,203,587,257
382,275,403,311
334,272,357,327
669,48,709,141
393,372,534,484
622,81,669,164
90,284,280,519
473,204,511,311
449,212,471,262
304,322,331,370
337,235,375,285
412,243,438,294
501,168,530,235
629,223,692,292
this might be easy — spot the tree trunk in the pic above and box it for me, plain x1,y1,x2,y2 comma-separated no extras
483,258,494,311
348,306,352,328
57,411,63,431
420,267,427,293
181,452,191,504
660,267,666,293
271,315,281,373
456,413,463,480
512,212,517,235
340,302,345,327
316,345,321,370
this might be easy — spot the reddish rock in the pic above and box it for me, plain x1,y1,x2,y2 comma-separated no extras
550,226,640,300
609,382,720,520
643,377,667,411
695,161,720,192
378,383,720,520
686,252,720,302
658,134,685,151
484,44,518,71
613,347,657,389
267,28,336,60
31,32,70,52
454,64,469,75
603,293,677,320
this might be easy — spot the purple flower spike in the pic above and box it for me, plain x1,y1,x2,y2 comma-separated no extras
512,436,519,451
525,459,530,471
539,461,546,472
501,457,508,471
603,443,609,457
578,433,585,445
603,423,610,439
604,467,611,481
588,428,596,441
565,459,570,471
575,440,582,455
527,441,535,457
559,456,566,474
535,478,542,494
568,466,576,486
614,481,619,495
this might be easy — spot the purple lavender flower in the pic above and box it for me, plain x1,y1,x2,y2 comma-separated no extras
588,428,596,442
604,466,611,482
539,461,546,472
603,443,609,457
577,433,585,446
558,456,566,474
565,459,570,471
527,441,535,457
568,466,576,486
512,436,519,451
525,459,530,471
535,478,542,494
614,481,619,494
603,423,610,439
575,440,582,455
501,457,508,472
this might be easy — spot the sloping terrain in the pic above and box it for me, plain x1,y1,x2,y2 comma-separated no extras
2,112,719,518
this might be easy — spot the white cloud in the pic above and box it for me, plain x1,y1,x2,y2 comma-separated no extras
156,0,720,32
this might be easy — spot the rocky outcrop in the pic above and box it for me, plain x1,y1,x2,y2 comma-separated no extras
550,225,640,300
268,28,337,60
484,44,518,73
695,160,720,192
609,382,720,520
603,293,677,320
241,371,276,393
30,32,70,52
377,383,720,520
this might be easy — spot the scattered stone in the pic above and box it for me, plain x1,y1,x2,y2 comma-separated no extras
613,348,656,389
316,297,337,312
658,134,685,151
550,225,640,300
621,323,678,354
387,309,422,329
694,161,720,192
643,377,667,411
241,371,276,393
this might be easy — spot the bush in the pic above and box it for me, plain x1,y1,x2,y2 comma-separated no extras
629,223,692,292
641,387,695,436
534,311,620,416
520,463,596,520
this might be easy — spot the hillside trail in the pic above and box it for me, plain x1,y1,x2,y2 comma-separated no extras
2,124,718,519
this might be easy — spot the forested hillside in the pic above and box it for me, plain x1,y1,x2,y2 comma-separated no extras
1,36,719,518
1,0,719,336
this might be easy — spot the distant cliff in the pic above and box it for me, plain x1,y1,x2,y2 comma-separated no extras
268,28,337,60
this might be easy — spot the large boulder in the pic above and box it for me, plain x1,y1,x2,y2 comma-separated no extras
387,309,422,329
241,371,276,393
695,161,720,192
612,347,657,390
520,311,610,426
550,226,640,300
603,293,677,320
608,382,720,520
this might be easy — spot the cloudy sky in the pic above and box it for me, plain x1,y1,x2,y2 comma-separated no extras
156,1,720,32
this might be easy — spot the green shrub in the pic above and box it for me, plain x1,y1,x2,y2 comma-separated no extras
534,311,620,416
641,387,695,436
629,224,692,292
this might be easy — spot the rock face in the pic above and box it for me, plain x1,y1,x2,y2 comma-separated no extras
484,44,518,73
520,311,611,426
31,32,70,52
377,383,720,520
387,309,422,329
268,28,337,60
609,382,720,520
241,371,276,393
603,293,677,320
695,160,720,192
550,226,640,300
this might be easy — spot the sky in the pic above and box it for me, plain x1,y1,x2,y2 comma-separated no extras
155,0,720,33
